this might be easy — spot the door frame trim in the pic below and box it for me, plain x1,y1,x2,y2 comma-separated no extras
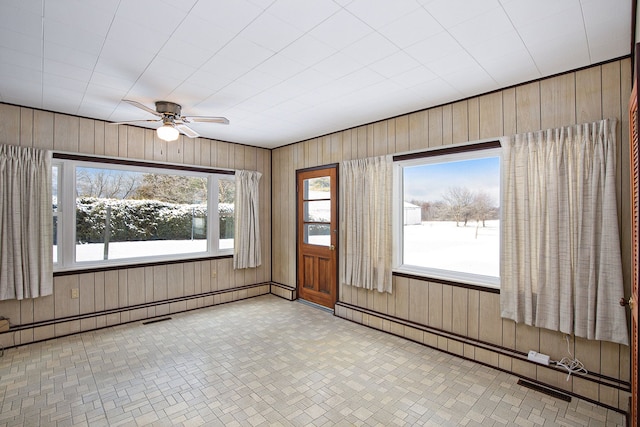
295,163,339,306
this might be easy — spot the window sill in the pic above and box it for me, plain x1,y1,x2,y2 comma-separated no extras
53,253,233,276
392,267,500,293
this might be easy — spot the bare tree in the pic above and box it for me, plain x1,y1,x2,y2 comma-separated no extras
472,191,494,227
134,174,207,204
76,169,142,199
442,186,474,226
219,179,235,204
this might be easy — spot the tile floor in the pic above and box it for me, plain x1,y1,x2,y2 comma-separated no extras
0,295,626,426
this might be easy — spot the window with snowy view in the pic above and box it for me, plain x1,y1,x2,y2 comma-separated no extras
396,147,501,288
53,157,234,270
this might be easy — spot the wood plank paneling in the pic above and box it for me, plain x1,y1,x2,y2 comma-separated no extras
373,121,387,156
78,118,95,154
515,82,541,133
479,93,503,139
409,110,428,151
467,98,480,141
540,73,576,129
575,66,603,124
20,107,33,147
78,273,95,315
503,88,516,137
395,116,409,153
127,126,145,159
153,265,168,302
428,107,443,147
33,110,54,149
408,279,428,325
0,103,20,144
451,286,468,335
393,276,409,318
102,270,118,310
54,275,79,318
452,100,469,144
54,114,79,152
94,122,105,155
127,268,145,306
478,292,501,345
427,282,442,329
118,126,127,158
104,122,118,157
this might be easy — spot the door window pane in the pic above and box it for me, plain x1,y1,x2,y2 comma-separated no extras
304,200,331,222
304,224,331,246
304,177,330,199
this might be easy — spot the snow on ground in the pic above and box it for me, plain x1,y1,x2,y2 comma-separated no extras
54,238,233,263
403,220,499,277
55,220,498,278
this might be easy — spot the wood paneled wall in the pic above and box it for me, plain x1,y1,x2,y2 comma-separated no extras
271,59,632,410
0,104,272,345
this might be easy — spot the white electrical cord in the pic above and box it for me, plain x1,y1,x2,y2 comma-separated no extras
552,335,588,381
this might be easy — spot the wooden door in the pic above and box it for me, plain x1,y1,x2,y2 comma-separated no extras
628,47,639,427
297,166,338,309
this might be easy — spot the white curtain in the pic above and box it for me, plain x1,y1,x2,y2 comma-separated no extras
340,156,393,293
500,118,629,345
233,170,262,269
0,144,53,300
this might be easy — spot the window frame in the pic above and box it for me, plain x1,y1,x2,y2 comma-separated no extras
393,141,502,289
53,154,235,272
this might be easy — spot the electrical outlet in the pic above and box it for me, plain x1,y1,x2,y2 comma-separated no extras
527,350,550,365
211,269,217,278
71,288,79,299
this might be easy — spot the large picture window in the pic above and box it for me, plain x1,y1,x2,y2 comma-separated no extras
53,156,234,270
395,146,501,287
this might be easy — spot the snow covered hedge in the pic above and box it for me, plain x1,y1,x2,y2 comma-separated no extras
75,198,233,243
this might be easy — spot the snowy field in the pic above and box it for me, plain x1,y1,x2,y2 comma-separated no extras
54,238,233,263
403,220,499,277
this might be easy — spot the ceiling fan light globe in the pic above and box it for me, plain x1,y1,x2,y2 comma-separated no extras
157,124,179,141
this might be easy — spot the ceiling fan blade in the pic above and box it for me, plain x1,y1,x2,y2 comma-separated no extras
184,116,230,125
176,124,200,138
109,119,161,125
122,99,162,117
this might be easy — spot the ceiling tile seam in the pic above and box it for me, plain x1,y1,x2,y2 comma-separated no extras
119,1,206,113
497,0,543,77
577,0,593,64
322,6,443,97
193,5,348,112
389,4,442,84
181,7,289,110
416,3,500,88
75,0,123,118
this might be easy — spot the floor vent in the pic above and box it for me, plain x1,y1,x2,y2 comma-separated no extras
142,317,172,325
517,379,571,402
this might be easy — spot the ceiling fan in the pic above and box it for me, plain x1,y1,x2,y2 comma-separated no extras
113,99,229,141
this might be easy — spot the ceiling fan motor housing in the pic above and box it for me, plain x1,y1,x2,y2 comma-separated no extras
155,101,182,117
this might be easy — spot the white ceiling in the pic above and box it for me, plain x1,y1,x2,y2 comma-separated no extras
0,0,631,149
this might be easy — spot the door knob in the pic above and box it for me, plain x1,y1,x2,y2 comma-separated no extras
619,297,634,309
329,245,335,251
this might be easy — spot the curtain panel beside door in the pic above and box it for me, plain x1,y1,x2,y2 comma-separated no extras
340,156,393,293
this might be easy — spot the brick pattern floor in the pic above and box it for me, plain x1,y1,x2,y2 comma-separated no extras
0,295,626,426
